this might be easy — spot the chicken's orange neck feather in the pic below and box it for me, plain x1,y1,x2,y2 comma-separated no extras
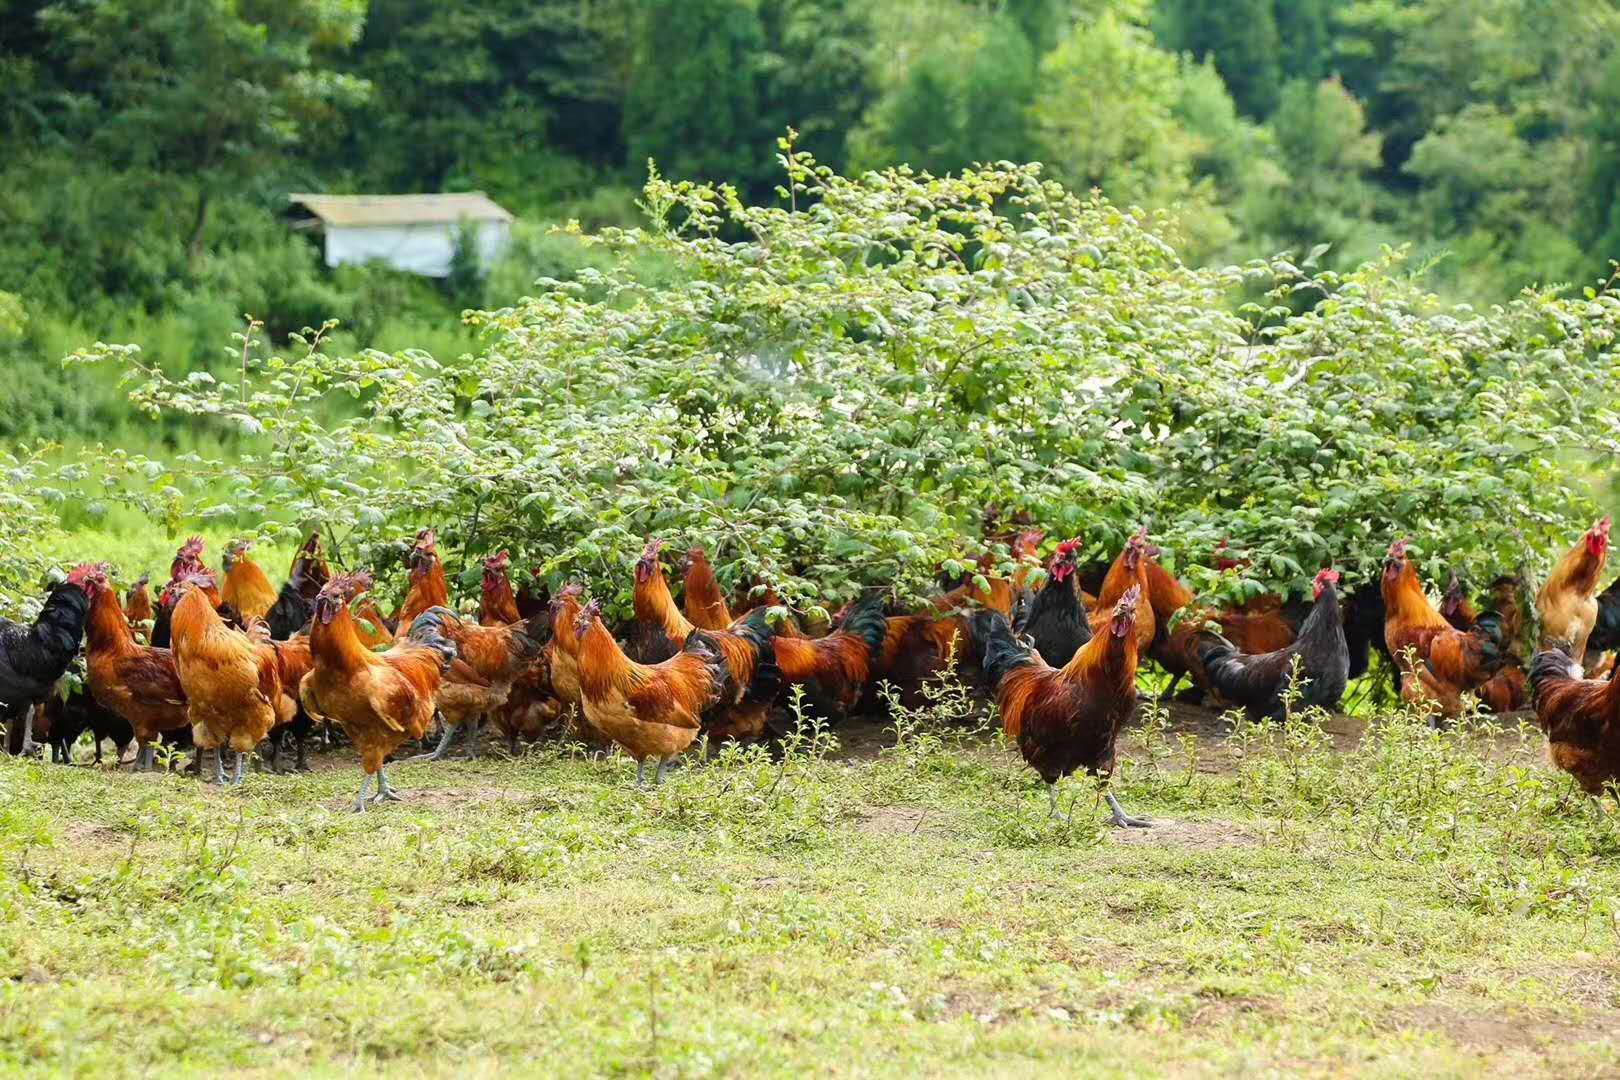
634,563,692,640
310,603,377,672
1060,620,1138,685
87,587,137,653
1384,560,1451,630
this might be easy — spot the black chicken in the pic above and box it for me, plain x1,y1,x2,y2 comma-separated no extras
265,532,331,640
1,565,98,754
1193,568,1350,721
1015,538,1091,667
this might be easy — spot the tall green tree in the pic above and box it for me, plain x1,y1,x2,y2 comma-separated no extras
622,0,770,190
38,0,368,268
757,0,875,171
1154,0,1282,117
345,0,622,198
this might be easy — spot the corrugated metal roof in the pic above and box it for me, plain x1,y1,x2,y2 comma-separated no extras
286,192,514,228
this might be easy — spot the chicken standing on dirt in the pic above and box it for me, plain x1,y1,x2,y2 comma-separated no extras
1382,539,1504,717
975,586,1149,828
300,573,457,811
0,563,97,756
1536,517,1611,663
1527,647,1620,801
166,573,289,784
82,566,189,771
1194,569,1349,721
574,598,727,785
412,606,542,761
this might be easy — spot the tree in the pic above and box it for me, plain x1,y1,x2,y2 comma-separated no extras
757,0,875,172
1154,0,1282,118
38,0,368,269
343,0,622,197
849,14,1038,175
66,145,1618,615
622,0,770,191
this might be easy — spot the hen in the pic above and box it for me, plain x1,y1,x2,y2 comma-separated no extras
478,551,522,626
1536,516,1610,662
574,598,727,785
976,586,1148,827
300,573,457,810
0,563,97,755
82,566,189,771
1527,648,1619,799
123,574,154,638
395,528,450,629
1193,569,1349,721
1381,539,1504,716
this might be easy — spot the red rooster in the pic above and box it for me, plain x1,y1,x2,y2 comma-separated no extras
1528,647,1619,799
976,586,1149,827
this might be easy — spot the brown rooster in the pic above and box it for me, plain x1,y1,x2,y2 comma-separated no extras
1528,647,1619,799
976,586,1148,827
772,596,886,722
166,573,288,784
1382,539,1504,717
222,539,278,623
1536,517,1611,663
82,567,189,772
574,598,728,785
413,605,541,761
628,538,696,663
682,546,734,630
300,573,457,811
123,574,154,637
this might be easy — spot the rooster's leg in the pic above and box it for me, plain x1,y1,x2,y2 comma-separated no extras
351,772,372,813
1105,792,1152,829
654,757,671,786
210,748,225,785
408,723,457,763
231,750,247,786
464,718,482,760
294,733,309,773
1047,784,1059,817
635,759,648,787
372,766,402,803
18,705,37,757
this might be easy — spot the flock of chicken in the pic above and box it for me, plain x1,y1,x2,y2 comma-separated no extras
1,513,1618,823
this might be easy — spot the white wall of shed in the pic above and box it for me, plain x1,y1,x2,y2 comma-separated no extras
322,220,511,278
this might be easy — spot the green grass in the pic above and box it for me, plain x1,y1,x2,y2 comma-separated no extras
1,700,1617,1076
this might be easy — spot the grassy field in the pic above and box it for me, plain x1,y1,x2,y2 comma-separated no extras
0,697,1617,1077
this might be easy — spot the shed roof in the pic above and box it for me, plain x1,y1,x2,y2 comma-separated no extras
286,192,514,228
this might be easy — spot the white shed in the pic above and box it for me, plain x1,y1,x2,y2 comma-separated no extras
286,192,514,278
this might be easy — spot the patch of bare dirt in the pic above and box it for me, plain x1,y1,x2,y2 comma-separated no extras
1393,1003,1620,1051
61,822,124,846
1107,817,1259,850
855,806,946,836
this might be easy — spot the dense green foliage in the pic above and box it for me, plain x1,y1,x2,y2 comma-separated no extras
35,149,1618,619
8,0,1620,449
